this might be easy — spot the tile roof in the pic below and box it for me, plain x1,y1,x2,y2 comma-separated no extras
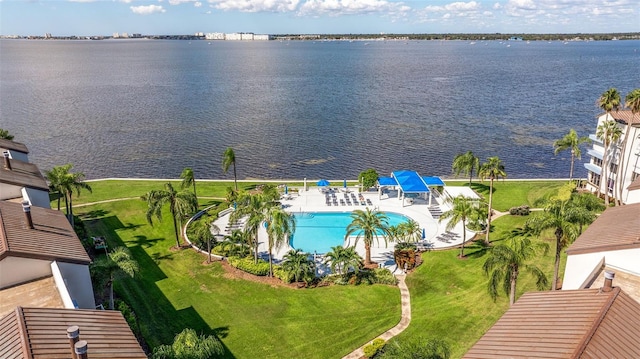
0,138,29,154
628,176,640,191
0,276,64,317
0,158,49,191
0,307,148,359
565,203,640,255
600,109,640,126
463,287,640,359
0,201,90,265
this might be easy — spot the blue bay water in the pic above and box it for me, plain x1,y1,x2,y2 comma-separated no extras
1,39,638,180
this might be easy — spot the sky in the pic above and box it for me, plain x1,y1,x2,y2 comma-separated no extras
0,0,638,36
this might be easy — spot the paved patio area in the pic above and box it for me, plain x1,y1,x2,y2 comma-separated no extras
213,186,475,274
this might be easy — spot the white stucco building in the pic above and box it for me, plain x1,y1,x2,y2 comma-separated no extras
562,203,640,301
584,109,640,204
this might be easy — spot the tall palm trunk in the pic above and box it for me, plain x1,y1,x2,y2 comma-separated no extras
268,249,274,277
254,228,259,263
484,178,494,245
109,278,115,310
171,208,181,248
365,243,372,265
67,190,74,227
233,163,238,191
616,123,631,205
569,149,575,181
553,229,562,290
460,219,467,258
509,268,518,306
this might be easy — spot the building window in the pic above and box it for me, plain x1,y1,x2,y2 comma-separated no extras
593,158,603,167
610,163,618,174
591,173,601,186
632,171,640,183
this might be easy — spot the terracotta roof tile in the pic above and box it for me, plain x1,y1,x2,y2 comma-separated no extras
463,288,640,359
0,201,90,265
0,158,48,191
0,139,29,155
600,109,640,126
565,203,640,255
628,176,640,191
0,307,147,359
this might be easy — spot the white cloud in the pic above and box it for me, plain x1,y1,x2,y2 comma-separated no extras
130,4,166,14
195,1,203,7
297,0,410,16
208,0,300,13
423,1,481,12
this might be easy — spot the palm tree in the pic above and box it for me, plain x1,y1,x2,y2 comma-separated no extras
45,164,72,212
142,183,198,249
45,164,91,227
180,167,197,203
616,88,640,203
264,205,296,276
439,195,475,258
192,216,220,262
324,245,362,276
0,128,14,140
483,229,549,305
378,337,450,359
565,192,602,235
596,119,622,206
222,147,238,191
152,328,224,359
452,151,480,186
526,198,579,290
345,208,391,266
596,88,621,202
232,192,272,263
281,249,316,284
478,156,507,244
398,219,422,243
553,129,590,181
90,247,139,310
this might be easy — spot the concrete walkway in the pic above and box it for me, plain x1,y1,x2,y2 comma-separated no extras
342,274,411,359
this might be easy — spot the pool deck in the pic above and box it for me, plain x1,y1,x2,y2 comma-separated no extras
214,186,475,274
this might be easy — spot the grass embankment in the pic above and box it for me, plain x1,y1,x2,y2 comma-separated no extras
75,181,398,359
70,179,568,358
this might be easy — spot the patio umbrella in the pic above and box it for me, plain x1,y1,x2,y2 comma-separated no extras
343,179,347,188
285,185,288,194
422,228,426,239
317,179,330,186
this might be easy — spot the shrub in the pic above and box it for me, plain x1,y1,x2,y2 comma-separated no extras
212,242,249,258
373,268,398,285
115,299,140,335
509,205,530,216
227,256,271,276
363,338,385,358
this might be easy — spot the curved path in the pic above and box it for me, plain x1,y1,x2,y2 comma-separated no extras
342,274,411,359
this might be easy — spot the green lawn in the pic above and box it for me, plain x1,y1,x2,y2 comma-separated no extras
80,199,399,359
446,180,567,211
71,179,570,358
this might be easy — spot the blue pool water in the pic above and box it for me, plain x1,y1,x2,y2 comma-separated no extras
290,212,412,254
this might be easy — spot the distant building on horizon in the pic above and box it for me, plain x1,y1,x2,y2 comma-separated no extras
205,32,272,41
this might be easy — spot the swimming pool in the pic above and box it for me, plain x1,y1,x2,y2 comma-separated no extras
290,211,413,254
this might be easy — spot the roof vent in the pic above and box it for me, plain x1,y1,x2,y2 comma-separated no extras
22,201,34,230
74,340,88,359
603,271,615,292
67,326,80,359
3,151,11,170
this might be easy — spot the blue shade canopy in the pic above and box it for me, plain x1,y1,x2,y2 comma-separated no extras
378,177,398,186
392,170,430,193
317,179,330,186
422,176,446,186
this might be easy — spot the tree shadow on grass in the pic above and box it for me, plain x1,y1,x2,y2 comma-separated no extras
82,213,237,358
464,240,492,259
80,209,110,219
469,182,491,194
